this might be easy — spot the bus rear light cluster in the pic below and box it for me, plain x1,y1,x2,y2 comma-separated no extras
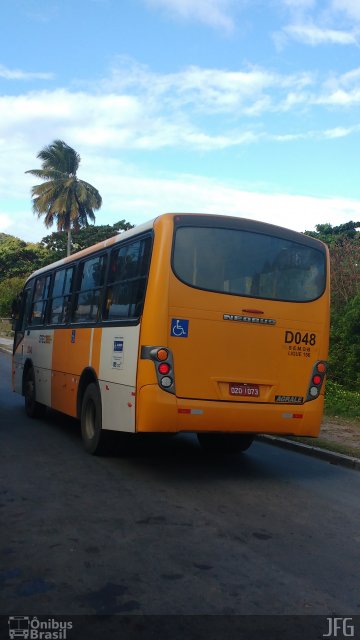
140,345,176,394
153,347,175,393
306,361,327,401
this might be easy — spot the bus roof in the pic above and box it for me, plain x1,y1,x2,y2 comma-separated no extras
25,216,157,284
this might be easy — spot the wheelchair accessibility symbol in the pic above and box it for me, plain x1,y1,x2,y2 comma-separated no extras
171,319,189,338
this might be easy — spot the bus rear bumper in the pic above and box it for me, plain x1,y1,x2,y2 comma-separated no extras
137,385,323,437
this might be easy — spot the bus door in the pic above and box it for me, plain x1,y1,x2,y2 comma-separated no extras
12,282,33,394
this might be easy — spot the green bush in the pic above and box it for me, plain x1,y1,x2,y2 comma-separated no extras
325,380,360,418
329,293,360,389
0,276,26,317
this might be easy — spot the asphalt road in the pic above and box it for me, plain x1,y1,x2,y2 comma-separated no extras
1,350,359,622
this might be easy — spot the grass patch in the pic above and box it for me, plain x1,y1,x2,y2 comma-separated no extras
289,436,360,459
324,381,360,419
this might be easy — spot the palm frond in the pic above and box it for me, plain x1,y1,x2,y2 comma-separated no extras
77,179,102,208
26,168,67,181
37,140,80,176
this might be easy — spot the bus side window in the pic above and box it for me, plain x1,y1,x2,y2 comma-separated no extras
16,285,33,332
48,267,74,325
29,275,51,325
72,254,107,323
104,236,152,321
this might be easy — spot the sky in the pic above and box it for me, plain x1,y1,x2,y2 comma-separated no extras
1,0,360,243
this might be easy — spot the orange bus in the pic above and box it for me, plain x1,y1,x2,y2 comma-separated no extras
13,213,330,454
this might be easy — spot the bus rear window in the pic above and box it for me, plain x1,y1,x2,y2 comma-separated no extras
172,226,326,302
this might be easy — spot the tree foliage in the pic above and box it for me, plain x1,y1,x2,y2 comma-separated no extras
0,235,52,281
330,293,360,389
26,140,102,256
307,222,360,388
41,220,134,259
305,220,360,245
0,277,26,317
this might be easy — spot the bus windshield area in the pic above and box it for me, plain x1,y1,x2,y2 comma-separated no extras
173,226,326,302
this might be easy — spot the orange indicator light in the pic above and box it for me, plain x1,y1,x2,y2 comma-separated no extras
156,349,168,361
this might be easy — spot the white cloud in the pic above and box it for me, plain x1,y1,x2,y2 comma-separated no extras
314,66,360,105
283,23,358,45
105,57,314,116
0,213,12,234
0,64,53,81
282,0,316,8
0,60,358,159
0,87,263,152
316,88,360,106
0,59,360,245
332,0,360,21
323,126,354,138
144,0,236,31
278,0,360,48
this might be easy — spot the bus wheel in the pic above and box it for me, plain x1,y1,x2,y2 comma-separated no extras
197,433,254,454
81,383,109,455
24,367,46,418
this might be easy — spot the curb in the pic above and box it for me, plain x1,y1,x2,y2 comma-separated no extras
257,434,360,471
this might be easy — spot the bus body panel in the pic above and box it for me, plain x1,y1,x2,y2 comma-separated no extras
137,384,324,436
167,286,329,403
136,213,329,437
14,324,140,431
13,329,54,406
98,325,140,432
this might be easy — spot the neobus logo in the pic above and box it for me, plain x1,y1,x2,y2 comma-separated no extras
223,314,276,325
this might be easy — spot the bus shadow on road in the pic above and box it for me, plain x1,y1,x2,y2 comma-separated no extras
41,410,336,483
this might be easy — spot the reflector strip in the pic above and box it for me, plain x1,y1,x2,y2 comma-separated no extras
178,408,204,415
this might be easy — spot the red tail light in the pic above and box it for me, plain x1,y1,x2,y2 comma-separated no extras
158,363,170,375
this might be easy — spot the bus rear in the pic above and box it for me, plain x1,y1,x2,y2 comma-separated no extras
137,214,329,449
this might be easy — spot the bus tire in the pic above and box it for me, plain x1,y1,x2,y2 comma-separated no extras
197,433,254,454
24,367,46,418
81,383,109,455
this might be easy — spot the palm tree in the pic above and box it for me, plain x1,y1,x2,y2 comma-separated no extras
26,140,102,256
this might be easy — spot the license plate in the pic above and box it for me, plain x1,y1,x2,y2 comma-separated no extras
229,383,259,397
